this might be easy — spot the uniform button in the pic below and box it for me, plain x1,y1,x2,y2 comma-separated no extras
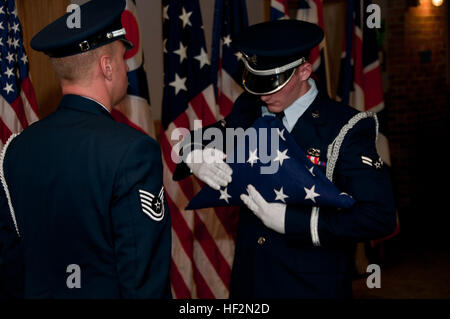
257,236,266,245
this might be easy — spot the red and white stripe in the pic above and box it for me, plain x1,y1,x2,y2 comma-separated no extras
217,58,244,118
111,95,155,137
162,84,239,299
0,76,39,148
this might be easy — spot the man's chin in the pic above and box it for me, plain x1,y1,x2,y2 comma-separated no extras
267,105,284,113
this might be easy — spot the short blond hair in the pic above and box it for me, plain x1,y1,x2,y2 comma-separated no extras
50,43,113,83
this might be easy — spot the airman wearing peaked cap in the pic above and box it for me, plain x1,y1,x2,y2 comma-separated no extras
174,19,395,299
0,0,171,299
31,0,133,57
232,19,324,95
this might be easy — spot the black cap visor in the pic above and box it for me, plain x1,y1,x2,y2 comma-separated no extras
120,37,134,51
242,68,296,96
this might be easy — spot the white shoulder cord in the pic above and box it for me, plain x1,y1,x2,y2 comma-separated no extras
0,133,21,237
326,111,379,182
310,111,379,247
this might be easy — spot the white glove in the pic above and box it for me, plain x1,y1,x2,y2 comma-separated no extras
240,184,286,234
185,148,232,190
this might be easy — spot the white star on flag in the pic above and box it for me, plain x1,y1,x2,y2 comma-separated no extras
247,149,259,167
194,47,210,69
163,39,168,53
304,185,320,203
308,166,315,176
163,5,169,21
21,54,28,64
174,42,188,63
169,73,187,95
274,149,290,166
179,7,192,28
219,188,232,203
12,22,19,33
274,187,289,203
12,38,19,49
4,67,14,78
223,34,232,47
3,83,14,95
235,52,243,61
6,52,14,63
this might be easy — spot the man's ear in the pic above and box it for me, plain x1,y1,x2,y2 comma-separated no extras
100,55,113,81
297,62,312,81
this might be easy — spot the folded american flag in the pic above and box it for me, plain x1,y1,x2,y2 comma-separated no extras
187,115,355,210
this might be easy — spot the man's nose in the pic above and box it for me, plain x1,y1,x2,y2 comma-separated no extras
260,95,270,102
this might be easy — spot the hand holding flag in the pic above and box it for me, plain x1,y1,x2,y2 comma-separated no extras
187,116,355,210
185,148,232,190
241,184,287,234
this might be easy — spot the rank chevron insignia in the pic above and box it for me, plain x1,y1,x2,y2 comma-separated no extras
186,116,355,210
139,188,165,221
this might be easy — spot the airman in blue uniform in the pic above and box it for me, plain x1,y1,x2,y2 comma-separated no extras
0,0,171,299
174,20,396,298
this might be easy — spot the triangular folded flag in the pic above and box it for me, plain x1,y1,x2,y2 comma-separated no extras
186,116,355,210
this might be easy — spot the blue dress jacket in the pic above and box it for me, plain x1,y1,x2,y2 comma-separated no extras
174,91,396,299
0,95,171,299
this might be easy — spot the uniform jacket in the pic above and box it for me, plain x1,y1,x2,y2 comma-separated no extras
0,95,171,299
174,91,396,299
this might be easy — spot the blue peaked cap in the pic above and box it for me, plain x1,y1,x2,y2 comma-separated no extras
31,0,132,57
186,116,355,210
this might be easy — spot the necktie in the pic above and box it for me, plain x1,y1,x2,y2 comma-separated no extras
275,111,285,121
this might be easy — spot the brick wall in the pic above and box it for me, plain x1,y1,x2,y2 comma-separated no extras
386,0,449,245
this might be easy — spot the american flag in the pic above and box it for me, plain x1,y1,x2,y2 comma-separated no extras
0,0,39,148
111,0,155,138
296,0,330,96
210,0,247,118
337,0,399,247
161,0,236,299
270,0,289,20
187,116,355,211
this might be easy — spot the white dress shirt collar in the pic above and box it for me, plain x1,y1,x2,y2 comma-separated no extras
261,78,318,132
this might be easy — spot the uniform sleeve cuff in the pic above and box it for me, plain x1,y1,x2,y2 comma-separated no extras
284,204,312,244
